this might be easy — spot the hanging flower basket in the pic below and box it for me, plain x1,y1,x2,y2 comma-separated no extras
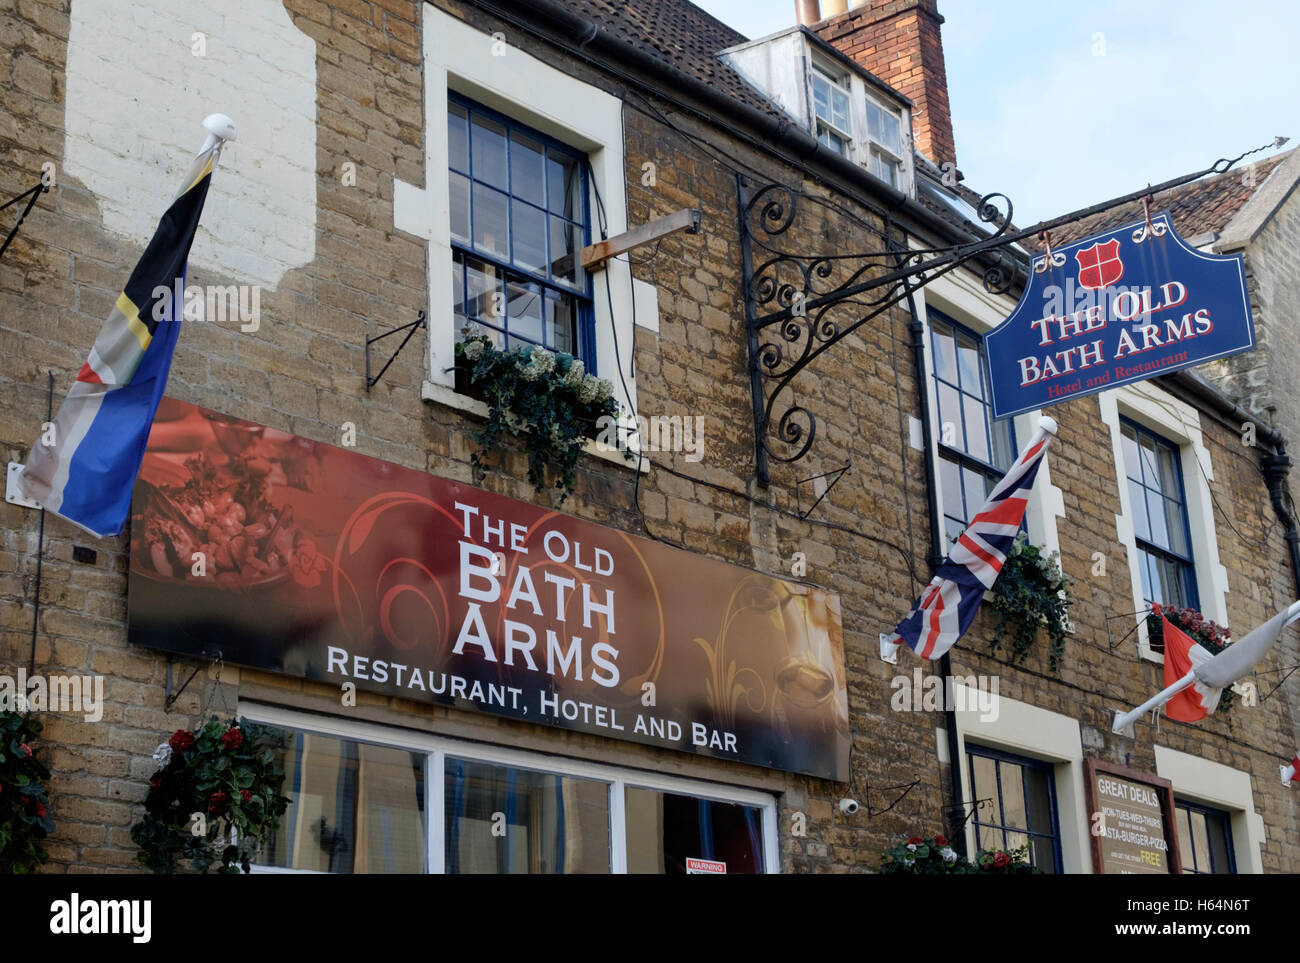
878,833,1040,874
0,711,54,874
988,534,1073,675
130,717,291,874
454,329,626,502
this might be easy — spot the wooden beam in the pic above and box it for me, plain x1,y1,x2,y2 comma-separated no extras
579,208,700,271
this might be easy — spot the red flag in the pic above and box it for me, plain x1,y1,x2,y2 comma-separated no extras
1161,617,1218,722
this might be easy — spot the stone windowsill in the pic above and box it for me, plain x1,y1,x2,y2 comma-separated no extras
420,379,648,474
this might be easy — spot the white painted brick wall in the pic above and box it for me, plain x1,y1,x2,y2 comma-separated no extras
63,0,318,290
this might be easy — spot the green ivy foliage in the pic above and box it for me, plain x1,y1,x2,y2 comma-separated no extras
988,536,1073,674
0,711,54,874
455,331,625,502
130,717,291,874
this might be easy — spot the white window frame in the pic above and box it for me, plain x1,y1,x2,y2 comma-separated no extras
1099,384,1230,661
1154,745,1265,873
914,269,1066,557
862,91,905,189
947,684,1088,873
395,5,651,464
809,59,854,153
242,702,780,875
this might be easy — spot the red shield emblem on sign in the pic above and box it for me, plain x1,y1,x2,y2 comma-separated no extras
1075,238,1124,289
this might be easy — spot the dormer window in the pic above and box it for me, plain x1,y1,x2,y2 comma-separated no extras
865,97,904,189
811,63,852,157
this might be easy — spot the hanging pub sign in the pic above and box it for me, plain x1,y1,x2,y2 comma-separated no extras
126,399,850,781
984,212,1255,420
1084,759,1182,874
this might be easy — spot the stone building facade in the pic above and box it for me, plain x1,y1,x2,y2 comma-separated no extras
0,0,1296,873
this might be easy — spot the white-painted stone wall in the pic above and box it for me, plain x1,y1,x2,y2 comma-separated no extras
64,0,318,289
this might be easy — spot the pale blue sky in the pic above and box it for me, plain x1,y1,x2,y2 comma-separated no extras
695,0,1297,224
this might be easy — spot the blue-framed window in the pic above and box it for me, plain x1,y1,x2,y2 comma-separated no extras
930,310,1017,545
1175,799,1236,874
966,745,1062,873
447,93,594,366
1119,418,1198,611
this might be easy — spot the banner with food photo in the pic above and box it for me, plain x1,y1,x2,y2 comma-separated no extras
128,399,851,781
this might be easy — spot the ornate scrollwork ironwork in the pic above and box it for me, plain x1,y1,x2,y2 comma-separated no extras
736,144,1274,484
739,175,1024,485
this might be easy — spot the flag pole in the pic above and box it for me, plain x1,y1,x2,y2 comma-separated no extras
879,414,1058,664
1111,671,1196,737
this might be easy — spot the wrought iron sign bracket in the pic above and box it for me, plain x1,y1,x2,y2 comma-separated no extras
0,181,49,263
365,310,426,392
738,140,1285,486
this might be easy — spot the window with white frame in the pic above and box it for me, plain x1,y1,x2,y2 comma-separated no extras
864,94,904,189
810,62,853,157
247,707,778,874
1119,417,1199,611
1099,387,1229,659
398,4,640,422
447,94,595,364
929,308,1017,546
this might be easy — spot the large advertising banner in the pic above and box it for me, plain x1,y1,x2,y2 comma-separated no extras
127,399,850,781
984,212,1255,420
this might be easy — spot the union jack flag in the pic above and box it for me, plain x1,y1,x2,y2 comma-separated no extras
887,418,1057,661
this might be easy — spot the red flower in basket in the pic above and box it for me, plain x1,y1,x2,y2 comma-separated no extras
933,835,948,846
209,791,228,812
907,836,923,845
169,729,196,752
221,727,244,751
993,851,1011,869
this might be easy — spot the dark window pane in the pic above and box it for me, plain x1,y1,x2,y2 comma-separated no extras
957,331,983,397
1121,425,1142,481
991,418,1014,471
963,394,990,462
509,130,545,205
444,758,609,874
970,754,1001,826
462,254,504,324
1001,764,1027,827
1129,480,1151,541
932,322,957,382
548,290,576,355
470,113,508,189
510,199,547,274
1140,435,1161,489
547,148,580,219
262,728,426,874
448,101,469,172
1165,498,1190,556
939,455,964,529
449,171,470,244
937,383,965,450
472,183,509,258
1206,814,1231,873
625,787,765,874
1147,489,1170,549
506,278,545,344
1176,807,1193,872
549,216,580,285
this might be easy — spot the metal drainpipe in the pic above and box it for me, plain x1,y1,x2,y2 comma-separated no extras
1261,448,1300,596
898,255,967,854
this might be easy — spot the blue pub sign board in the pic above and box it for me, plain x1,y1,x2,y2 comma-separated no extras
983,212,1255,420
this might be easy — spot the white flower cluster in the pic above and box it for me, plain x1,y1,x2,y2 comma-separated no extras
520,347,556,381
462,339,484,361
152,743,173,766
940,846,957,863
562,358,586,386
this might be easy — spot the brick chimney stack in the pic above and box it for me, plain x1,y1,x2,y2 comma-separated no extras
813,0,956,168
